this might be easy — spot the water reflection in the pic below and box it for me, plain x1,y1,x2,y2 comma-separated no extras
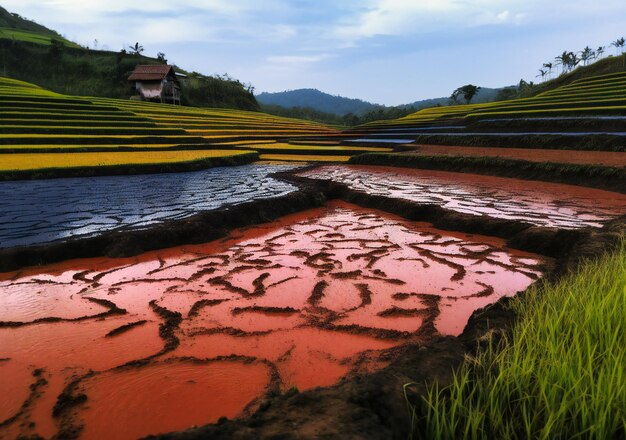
0,164,299,248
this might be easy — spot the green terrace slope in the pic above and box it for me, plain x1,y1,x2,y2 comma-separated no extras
0,77,394,169
344,70,626,152
0,27,79,47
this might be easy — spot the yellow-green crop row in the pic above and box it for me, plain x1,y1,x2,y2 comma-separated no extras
0,76,346,167
252,142,392,152
465,104,626,118
359,70,626,129
0,27,80,48
0,150,254,171
0,134,202,139
259,154,350,162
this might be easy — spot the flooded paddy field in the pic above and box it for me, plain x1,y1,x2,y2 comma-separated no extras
299,165,626,229
0,164,299,249
0,201,549,439
411,145,626,167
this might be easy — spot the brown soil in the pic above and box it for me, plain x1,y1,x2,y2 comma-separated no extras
413,145,626,167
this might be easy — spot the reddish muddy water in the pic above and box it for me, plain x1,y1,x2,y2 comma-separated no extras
0,201,548,439
413,145,626,167
300,165,626,228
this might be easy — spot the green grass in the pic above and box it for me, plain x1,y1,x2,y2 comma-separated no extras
0,27,79,47
413,242,626,439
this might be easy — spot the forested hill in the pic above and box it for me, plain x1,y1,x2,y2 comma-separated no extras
0,6,259,111
258,86,510,118
257,88,382,116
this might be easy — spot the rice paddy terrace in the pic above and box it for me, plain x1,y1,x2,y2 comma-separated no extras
0,69,625,439
345,71,626,147
0,76,395,178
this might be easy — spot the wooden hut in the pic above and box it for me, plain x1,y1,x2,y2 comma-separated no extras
128,65,181,105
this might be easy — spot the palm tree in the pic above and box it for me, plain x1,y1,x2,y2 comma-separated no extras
542,62,553,79
555,51,572,74
537,69,548,82
579,46,594,66
596,46,606,59
611,37,625,55
129,42,144,55
569,52,580,71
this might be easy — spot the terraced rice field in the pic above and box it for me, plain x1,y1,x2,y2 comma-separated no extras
0,76,383,169
299,165,626,229
0,28,79,47
340,71,626,157
259,154,351,162
0,150,255,171
412,145,626,167
0,201,548,439
0,163,299,248
0,66,625,439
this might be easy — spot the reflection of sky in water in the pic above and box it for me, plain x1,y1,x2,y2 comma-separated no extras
0,164,300,248
301,165,626,229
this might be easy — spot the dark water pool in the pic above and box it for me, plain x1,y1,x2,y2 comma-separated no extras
0,164,299,248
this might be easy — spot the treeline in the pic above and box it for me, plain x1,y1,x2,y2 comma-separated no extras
182,73,258,110
260,103,420,127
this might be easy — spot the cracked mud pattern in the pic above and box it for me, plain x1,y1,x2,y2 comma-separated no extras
0,164,299,248
0,201,547,439
300,165,626,228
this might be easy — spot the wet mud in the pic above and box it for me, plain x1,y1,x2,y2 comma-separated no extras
299,165,626,229
413,145,626,167
0,201,548,439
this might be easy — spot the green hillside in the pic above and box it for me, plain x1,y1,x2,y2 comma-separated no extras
0,6,60,36
0,6,258,110
353,69,626,129
527,54,626,97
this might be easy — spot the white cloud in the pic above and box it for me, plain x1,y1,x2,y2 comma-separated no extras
334,0,530,42
267,54,331,65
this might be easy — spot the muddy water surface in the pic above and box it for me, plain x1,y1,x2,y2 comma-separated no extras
300,165,626,228
0,201,548,439
0,164,299,248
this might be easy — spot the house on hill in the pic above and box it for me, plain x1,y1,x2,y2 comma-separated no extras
128,65,183,105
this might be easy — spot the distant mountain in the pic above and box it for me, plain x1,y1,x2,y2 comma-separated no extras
258,86,513,117
257,89,382,116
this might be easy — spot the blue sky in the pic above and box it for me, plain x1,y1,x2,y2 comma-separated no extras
3,0,626,105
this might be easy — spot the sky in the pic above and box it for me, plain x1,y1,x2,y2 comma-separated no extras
3,0,626,105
